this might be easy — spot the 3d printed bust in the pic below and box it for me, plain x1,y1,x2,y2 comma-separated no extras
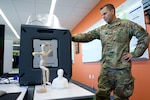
32,43,52,93
52,69,69,89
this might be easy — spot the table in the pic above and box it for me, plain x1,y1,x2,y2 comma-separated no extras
0,84,28,100
34,82,95,100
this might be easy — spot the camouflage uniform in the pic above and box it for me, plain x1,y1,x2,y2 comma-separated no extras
72,18,150,100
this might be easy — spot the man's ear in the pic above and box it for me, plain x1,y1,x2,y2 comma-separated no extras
111,9,115,14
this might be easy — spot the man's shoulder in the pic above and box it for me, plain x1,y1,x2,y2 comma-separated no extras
119,18,130,22
119,18,133,24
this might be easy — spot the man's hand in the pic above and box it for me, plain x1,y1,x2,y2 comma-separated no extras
122,52,133,61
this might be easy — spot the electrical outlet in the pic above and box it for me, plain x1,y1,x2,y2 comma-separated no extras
92,75,94,79
89,74,91,79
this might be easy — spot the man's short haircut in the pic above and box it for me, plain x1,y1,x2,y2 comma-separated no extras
100,4,115,11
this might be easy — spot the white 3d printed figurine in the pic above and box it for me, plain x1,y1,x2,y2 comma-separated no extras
52,69,69,89
32,43,52,93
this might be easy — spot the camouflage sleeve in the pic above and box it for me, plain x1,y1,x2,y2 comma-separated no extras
130,22,150,57
72,28,100,42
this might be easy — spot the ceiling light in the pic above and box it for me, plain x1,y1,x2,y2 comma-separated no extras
49,0,57,14
0,8,20,39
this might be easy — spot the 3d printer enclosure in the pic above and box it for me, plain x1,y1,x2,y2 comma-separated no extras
19,25,72,86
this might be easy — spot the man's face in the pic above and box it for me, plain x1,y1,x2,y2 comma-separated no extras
100,7,114,23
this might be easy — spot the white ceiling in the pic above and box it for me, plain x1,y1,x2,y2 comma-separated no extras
0,0,100,44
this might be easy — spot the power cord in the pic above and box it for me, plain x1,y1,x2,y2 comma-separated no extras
0,73,19,84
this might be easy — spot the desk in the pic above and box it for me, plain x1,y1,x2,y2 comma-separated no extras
0,84,28,100
34,82,95,100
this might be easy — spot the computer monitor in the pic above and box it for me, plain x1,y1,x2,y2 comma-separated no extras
0,25,5,76
19,25,72,86
0,25,13,77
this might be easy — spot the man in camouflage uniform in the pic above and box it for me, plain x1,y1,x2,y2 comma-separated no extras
72,4,150,100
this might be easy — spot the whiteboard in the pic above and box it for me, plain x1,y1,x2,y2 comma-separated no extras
82,20,105,63
82,0,149,63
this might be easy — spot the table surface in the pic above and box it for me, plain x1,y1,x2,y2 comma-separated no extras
34,82,95,100
0,84,28,100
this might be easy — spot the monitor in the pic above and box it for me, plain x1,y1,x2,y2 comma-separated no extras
0,25,13,77
19,25,72,86
0,25,5,76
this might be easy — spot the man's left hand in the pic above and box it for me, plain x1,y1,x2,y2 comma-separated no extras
122,52,133,61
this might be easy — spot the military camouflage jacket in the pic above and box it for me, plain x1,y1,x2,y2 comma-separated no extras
72,18,150,69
